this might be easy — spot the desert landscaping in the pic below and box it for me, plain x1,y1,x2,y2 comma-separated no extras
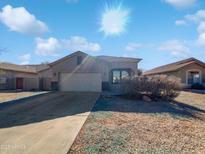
69,91,205,154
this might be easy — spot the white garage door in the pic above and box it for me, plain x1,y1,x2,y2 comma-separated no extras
59,73,102,92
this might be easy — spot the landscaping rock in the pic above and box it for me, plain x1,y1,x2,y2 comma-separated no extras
69,91,205,154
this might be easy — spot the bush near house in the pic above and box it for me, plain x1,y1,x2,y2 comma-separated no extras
121,75,181,100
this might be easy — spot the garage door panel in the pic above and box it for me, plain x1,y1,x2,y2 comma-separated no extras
60,73,102,92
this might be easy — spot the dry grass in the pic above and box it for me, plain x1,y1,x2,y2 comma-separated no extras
0,91,46,103
69,91,205,154
176,91,205,110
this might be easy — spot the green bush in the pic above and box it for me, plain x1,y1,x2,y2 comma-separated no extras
121,75,181,100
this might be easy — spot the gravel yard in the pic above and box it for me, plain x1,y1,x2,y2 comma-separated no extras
69,91,205,154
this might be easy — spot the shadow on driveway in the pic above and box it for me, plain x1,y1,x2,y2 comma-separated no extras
0,93,204,129
0,92,99,128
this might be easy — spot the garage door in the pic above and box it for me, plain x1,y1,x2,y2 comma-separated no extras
59,73,102,92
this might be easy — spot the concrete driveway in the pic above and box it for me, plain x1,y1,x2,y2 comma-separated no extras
0,92,99,154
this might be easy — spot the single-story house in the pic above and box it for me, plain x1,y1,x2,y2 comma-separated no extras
0,51,141,92
143,58,205,88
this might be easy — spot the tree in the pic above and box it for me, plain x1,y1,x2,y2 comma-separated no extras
137,69,143,76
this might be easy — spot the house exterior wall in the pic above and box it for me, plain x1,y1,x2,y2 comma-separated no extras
44,53,101,90
108,62,139,75
149,63,205,88
175,63,205,87
39,54,140,91
38,69,53,90
107,62,138,92
0,69,39,90
0,69,15,90
94,60,139,91
13,72,39,90
0,52,140,91
23,77,39,90
48,53,91,82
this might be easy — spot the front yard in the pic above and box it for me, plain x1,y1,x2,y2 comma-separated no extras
0,91,46,103
69,91,205,154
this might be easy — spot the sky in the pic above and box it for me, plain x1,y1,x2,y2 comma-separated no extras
0,0,205,70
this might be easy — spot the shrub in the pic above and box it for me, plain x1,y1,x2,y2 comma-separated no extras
191,83,204,90
121,75,181,100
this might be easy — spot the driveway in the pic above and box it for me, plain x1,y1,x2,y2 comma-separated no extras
0,92,99,154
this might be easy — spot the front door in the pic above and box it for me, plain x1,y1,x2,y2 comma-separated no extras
16,78,23,89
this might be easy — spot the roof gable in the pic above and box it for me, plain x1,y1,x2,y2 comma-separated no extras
144,58,205,75
49,51,88,66
0,51,142,73
97,55,142,63
0,63,37,74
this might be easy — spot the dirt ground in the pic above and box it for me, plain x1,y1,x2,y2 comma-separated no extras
0,92,99,154
69,91,205,154
0,91,46,103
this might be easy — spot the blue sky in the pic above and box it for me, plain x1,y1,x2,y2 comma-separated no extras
0,0,205,70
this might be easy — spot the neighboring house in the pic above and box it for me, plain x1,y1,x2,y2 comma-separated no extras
0,51,141,92
143,58,205,88
0,63,48,91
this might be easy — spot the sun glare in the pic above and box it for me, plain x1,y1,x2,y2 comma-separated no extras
100,2,130,36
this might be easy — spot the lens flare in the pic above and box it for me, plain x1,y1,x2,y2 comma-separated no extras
100,2,130,36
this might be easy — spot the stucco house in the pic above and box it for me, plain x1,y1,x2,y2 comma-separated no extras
0,51,141,92
144,58,205,88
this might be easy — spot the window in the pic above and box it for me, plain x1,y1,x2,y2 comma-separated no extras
121,70,129,80
112,69,130,84
0,77,7,84
112,70,121,84
187,71,200,84
77,56,82,65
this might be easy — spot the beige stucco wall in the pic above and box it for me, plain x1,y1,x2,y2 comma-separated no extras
0,69,39,90
0,69,15,89
45,52,139,82
1,51,140,91
38,69,52,90
48,53,99,81
109,62,138,74
176,63,205,86
39,52,140,91
156,63,205,88
38,69,53,78
14,72,39,90
24,78,39,90
96,60,139,82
